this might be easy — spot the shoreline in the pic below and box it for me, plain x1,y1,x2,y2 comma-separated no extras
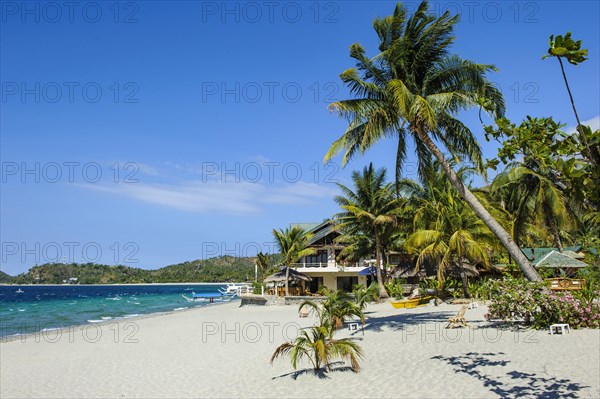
0,282,252,286
2,300,598,398
1,299,239,343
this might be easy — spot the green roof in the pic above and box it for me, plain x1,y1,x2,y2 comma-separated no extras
290,221,337,245
290,223,320,232
522,246,583,261
532,251,588,268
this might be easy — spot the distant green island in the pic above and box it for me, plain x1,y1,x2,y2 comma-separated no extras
1,256,263,284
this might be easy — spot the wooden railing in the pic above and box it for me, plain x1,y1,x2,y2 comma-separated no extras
290,262,360,268
545,278,586,291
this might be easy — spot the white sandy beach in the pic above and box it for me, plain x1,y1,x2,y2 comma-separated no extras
1,301,599,399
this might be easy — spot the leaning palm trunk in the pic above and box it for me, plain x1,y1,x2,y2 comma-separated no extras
415,127,542,282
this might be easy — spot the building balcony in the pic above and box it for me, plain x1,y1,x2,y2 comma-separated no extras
290,262,364,273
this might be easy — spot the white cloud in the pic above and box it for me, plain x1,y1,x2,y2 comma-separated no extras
135,163,160,176
77,179,338,215
566,115,599,134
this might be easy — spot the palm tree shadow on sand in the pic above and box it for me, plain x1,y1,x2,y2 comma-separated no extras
272,362,355,380
356,310,456,334
432,352,590,398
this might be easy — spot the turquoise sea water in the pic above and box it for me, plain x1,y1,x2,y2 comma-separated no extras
0,284,236,337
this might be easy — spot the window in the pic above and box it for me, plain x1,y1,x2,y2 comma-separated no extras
304,250,327,265
336,276,358,292
308,277,324,294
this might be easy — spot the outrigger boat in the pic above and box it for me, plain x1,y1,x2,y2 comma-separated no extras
181,292,236,303
218,283,252,295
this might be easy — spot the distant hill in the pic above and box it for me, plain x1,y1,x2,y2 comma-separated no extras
0,271,13,283
9,256,257,284
152,256,255,283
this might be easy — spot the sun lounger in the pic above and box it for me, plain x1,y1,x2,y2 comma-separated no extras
446,305,468,328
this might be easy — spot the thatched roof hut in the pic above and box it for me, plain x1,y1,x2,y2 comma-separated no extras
263,267,312,283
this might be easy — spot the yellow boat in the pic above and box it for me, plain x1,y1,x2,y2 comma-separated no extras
390,298,421,309
390,296,433,309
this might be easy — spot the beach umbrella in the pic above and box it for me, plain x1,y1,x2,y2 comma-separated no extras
358,266,378,276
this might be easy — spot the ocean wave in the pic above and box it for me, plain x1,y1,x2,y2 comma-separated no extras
41,327,62,332
173,307,188,311
87,319,103,323
106,296,122,301
123,314,140,318
101,317,113,320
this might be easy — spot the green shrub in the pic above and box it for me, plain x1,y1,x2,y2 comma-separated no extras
353,283,379,307
252,282,264,295
468,277,493,301
486,277,600,329
385,279,405,300
577,265,600,287
317,285,330,296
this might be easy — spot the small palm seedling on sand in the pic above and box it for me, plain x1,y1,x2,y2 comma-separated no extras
271,291,364,373
271,318,363,373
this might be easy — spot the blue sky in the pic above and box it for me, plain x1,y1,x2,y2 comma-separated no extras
1,1,599,275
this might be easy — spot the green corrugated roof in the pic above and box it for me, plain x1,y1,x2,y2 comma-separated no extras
290,223,320,232
532,250,588,268
309,223,336,245
522,246,583,261
290,221,337,245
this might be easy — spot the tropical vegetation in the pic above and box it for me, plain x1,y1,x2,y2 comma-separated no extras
6,256,257,284
486,277,600,329
272,226,317,295
271,291,364,372
334,164,398,298
322,2,598,292
324,0,542,281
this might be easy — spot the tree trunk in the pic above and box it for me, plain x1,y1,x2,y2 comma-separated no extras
460,260,470,298
382,249,388,283
415,127,542,282
555,232,564,253
557,57,597,165
547,215,564,252
374,233,389,298
285,266,290,296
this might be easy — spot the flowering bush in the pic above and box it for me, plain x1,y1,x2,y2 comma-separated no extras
486,277,600,329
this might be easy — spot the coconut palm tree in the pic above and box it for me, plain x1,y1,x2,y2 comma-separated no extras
255,252,271,280
492,164,573,252
404,206,494,298
542,32,597,166
324,1,542,282
272,293,364,373
334,164,398,298
300,290,365,335
402,165,496,297
353,283,380,309
271,324,363,373
272,227,316,296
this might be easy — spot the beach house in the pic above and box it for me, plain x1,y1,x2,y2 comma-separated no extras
289,221,373,293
